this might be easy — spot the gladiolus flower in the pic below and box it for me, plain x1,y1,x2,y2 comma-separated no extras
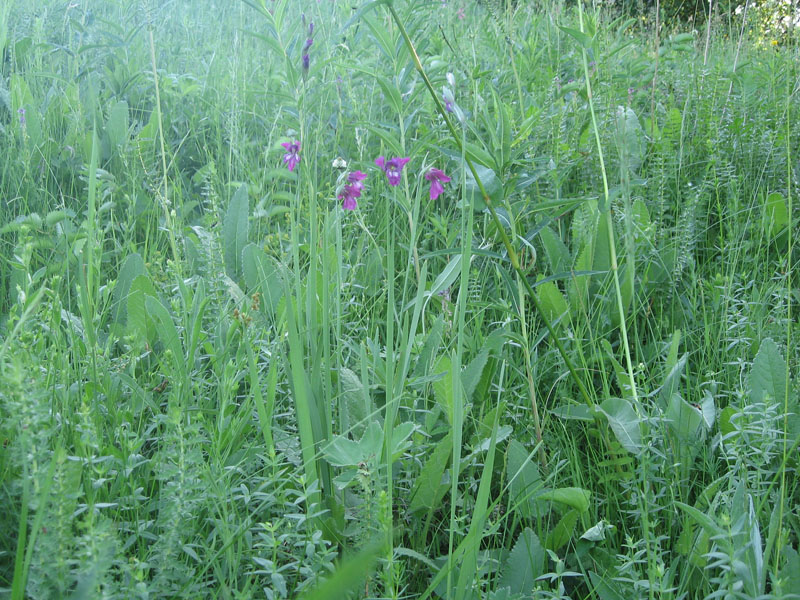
375,156,410,186
338,170,367,211
339,186,359,210
424,168,451,200
281,140,301,172
347,170,367,194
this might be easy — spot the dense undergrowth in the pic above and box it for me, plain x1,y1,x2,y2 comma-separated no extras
0,0,798,598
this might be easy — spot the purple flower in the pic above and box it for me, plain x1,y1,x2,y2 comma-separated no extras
375,156,410,186
424,168,451,200
347,170,367,193
18,108,25,125
302,54,310,72
338,171,368,211
303,37,313,52
339,185,359,210
443,96,454,113
281,140,301,172
339,184,360,210
308,22,314,37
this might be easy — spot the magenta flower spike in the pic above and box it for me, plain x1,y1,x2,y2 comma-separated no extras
347,170,367,194
339,170,368,211
375,156,410,186
281,140,301,172
340,187,358,210
425,168,451,200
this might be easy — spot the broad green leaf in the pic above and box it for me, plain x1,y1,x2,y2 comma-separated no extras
390,422,417,459
602,339,633,399
409,433,452,513
599,397,641,454
464,162,502,211
538,487,591,513
105,100,129,149
242,243,284,315
749,338,786,405
145,295,185,376
506,439,542,519
659,352,688,409
338,367,370,439
581,520,614,541
126,274,158,343
545,509,578,551
223,184,249,279
461,347,489,403
559,26,594,50
433,354,454,424
615,106,645,172
539,226,571,275
675,501,724,537
427,255,462,303
665,394,704,443
323,422,383,468
497,528,545,594
589,571,629,600
536,279,570,325
297,540,381,600
111,252,144,327
550,404,594,421
764,192,789,242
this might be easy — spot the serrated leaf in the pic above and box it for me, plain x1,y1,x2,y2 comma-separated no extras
409,433,452,513
540,226,571,275
224,184,249,279
497,528,545,594
536,279,570,325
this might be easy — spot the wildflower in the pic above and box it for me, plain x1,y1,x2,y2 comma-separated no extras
332,157,347,169
443,95,454,113
17,108,25,125
424,168,451,200
339,185,360,210
303,38,313,52
375,156,410,186
347,170,367,194
338,171,367,211
281,140,301,172
457,6,465,20
302,54,310,73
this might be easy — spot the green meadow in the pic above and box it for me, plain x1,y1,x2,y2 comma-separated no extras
0,0,798,598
